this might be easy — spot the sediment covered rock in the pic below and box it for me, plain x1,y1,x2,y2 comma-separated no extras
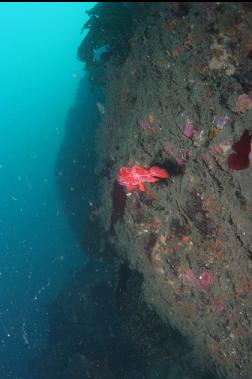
96,3,252,379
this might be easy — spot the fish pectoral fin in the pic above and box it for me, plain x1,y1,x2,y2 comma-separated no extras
138,183,147,191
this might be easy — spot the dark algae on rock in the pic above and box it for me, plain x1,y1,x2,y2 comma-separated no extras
33,3,252,379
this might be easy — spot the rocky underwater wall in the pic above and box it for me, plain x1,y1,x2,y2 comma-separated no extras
93,2,252,379
32,3,252,379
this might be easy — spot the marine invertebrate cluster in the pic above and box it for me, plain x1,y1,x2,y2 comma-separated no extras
199,271,213,287
183,120,197,139
227,130,251,170
176,150,190,165
208,38,235,76
182,269,213,289
211,296,225,313
236,94,252,113
139,120,150,130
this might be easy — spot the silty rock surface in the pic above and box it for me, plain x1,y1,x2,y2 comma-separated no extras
97,3,252,379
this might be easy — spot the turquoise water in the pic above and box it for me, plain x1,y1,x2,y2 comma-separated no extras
0,3,95,378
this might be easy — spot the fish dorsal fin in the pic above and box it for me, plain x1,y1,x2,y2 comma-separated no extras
133,165,148,175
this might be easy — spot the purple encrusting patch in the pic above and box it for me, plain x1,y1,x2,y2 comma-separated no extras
176,150,189,165
183,121,197,139
216,115,229,129
139,120,150,129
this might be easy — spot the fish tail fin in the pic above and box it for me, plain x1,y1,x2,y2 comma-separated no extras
149,166,170,178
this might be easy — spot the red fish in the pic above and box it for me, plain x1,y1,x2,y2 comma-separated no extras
117,165,170,192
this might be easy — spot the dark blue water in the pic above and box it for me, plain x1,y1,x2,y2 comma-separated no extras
0,3,95,378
